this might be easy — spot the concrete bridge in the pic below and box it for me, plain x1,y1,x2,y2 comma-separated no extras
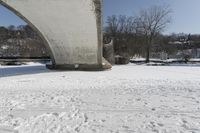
0,0,109,70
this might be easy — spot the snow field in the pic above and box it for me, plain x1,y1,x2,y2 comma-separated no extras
0,64,200,133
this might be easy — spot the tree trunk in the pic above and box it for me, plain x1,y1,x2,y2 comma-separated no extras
145,36,150,63
146,44,150,63
146,36,153,63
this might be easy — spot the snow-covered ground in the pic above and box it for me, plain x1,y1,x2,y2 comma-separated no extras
0,63,200,133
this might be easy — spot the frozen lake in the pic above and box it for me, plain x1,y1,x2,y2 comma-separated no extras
0,63,200,133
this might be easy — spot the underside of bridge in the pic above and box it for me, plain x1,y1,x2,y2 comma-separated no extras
0,0,110,70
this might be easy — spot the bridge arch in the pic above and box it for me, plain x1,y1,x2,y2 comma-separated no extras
0,0,105,70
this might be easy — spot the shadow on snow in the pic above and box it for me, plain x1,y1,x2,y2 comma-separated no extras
0,64,52,78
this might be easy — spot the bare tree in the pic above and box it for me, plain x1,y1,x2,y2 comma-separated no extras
136,5,172,62
105,15,136,55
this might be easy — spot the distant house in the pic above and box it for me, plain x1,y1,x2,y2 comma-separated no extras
192,48,200,58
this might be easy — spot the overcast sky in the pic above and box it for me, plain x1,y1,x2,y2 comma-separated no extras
0,0,200,34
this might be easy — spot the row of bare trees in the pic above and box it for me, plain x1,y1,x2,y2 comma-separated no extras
104,5,172,63
0,25,49,58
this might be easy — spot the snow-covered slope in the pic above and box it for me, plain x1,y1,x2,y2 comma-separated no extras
0,64,200,133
